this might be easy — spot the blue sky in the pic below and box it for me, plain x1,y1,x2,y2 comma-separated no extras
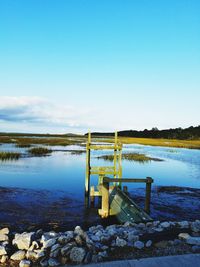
0,0,199,133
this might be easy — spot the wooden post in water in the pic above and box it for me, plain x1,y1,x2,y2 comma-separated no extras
85,131,91,197
99,179,109,218
145,177,153,214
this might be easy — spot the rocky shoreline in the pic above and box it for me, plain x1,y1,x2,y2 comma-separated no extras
0,220,200,267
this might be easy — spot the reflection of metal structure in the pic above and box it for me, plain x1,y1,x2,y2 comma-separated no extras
85,131,154,223
85,131,122,199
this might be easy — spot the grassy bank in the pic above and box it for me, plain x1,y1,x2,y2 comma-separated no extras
0,152,21,161
97,153,163,163
0,136,86,147
105,137,200,149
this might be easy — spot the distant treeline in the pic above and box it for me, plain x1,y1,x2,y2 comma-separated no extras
88,126,200,140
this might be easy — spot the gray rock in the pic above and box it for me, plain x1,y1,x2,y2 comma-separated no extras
58,234,72,244
186,236,200,245
48,258,60,266
0,245,7,256
19,260,31,267
178,221,189,228
160,222,170,228
191,220,200,233
146,240,152,247
0,228,9,235
98,251,108,258
61,242,75,256
41,237,57,248
74,234,83,245
0,234,8,242
13,232,34,250
70,247,86,263
90,235,100,242
127,231,139,243
154,227,163,232
116,237,127,247
40,258,48,267
11,250,26,261
192,245,200,252
154,240,169,249
134,241,144,249
0,255,8,263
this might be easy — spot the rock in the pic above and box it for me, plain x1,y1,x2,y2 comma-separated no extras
40,258,48,267
178,221,189,228
19,260,31,267
138,223,145,229
84,251,93,264
186,236,200,245
26,251,38,261
70,247,86,263
154,227,163,232
192,245,200,252
13,232,34,250
154,240,169,249
48,258,60,266
58,234,72,244
11,250,26,261
60,256,68,265
74,226,84,236
90,235,100,242
41,238,57,248
98,251,108,258
0,245,7,256
178,233,190,240
0,234,8,242
191,220,200,233
127,232,139,243
0,228,9,235
61,242,75,256
0,255,8,263
160,222,170,228
74,234,83,245
28,241,39,251
116,237,127,247
146,240,152,247
134,241,144,249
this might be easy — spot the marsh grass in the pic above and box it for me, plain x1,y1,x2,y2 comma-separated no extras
28,147,52,156
0,136,86,146
97,153,163,163
0,152,21,161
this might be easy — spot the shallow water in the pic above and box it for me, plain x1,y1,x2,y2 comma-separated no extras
0,143,200,228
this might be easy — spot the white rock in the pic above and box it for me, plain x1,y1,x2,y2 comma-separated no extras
28,241,39,251
19,259,31,267
26,250,38,260
178,233,190,240
70,247,86,263
134,241,144,249
11,250,26,261
0,234,8,242
146,240,152,247
0,255,8,263
0,228,9,235
0,245,7,256
116,237,127,247
13,232,34,250
160,222,170,228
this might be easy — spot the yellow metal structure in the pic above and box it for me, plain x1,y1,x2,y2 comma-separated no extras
85,131,122,200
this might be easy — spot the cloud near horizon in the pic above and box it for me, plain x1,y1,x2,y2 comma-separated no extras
0,96,97,133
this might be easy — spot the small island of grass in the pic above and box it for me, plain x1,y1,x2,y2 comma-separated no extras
97,153,163,163
0,151,21,161
28,147,52,156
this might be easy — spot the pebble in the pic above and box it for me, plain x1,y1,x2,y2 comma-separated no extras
19,259,31,267
134,241,144,249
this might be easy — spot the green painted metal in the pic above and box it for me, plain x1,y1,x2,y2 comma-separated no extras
109,187,152,223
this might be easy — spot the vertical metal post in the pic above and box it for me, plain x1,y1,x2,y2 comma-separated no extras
113,131,117,179
145,177,153,214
